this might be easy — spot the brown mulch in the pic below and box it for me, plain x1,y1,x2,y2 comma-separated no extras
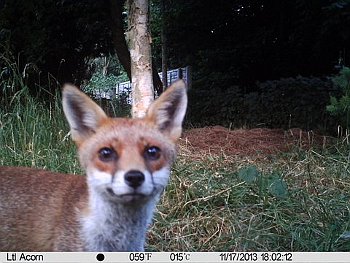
179,126,331,157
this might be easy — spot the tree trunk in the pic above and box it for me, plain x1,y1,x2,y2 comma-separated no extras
109,0,131,80
126,0,154,118
161,0,168,88
109,0,163,97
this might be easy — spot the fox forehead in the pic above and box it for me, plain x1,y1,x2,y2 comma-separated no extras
90,118,174,146
77,118,177,169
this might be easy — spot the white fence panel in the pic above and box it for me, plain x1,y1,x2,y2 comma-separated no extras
93,66,190,103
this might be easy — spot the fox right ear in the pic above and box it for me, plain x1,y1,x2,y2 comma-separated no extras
145,80,187,142
62,84,107,145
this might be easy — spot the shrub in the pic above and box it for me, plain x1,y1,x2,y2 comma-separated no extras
82,72,131,117
187,85,246,127
256,76,336,131
187,76,337,132
326,67,350,130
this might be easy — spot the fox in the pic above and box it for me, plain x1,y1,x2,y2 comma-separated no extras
0,80,187,251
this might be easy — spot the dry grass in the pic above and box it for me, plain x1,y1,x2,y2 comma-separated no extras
147,142,350,252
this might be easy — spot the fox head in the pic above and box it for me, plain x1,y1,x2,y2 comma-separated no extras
62,80,187,204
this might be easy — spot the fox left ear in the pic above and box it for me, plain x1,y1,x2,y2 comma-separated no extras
146,79,188,141
62,84,107,145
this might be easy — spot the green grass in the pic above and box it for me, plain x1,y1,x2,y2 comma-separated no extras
0,88,80,174
1,61,349,251
147,148,350,251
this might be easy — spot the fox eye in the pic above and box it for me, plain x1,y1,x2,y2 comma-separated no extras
98,147,117,162
144,146,161,161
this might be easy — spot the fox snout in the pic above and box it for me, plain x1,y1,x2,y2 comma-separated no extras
100,166,168,203
110,169,151,203
124,170,145,188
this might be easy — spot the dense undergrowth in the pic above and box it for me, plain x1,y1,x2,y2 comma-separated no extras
187,76,340,133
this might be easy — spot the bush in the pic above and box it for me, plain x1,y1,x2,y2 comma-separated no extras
326,67,350,130
82,57,130,117
187,85,245,127
187,76,338,132
256,76,336,130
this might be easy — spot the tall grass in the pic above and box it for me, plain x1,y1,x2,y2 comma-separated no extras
1,55,349,252
0,92,80,173
0,54,80,174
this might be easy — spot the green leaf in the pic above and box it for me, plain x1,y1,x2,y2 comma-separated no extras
238,165,260,184
269,178,288,198
341,67,350,81
326,105,337,115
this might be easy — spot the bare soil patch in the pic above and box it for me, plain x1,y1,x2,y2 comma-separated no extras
179,126,330,157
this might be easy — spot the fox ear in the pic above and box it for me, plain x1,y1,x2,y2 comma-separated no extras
62,84,107,145
146,79,187,141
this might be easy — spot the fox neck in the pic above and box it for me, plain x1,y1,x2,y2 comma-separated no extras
81,187,157,251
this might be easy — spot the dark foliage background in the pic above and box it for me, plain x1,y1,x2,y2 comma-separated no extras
0,0,113,92
188,77,339,131
1,0,350,132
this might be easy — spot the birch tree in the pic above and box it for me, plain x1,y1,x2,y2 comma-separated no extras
126,0,154,118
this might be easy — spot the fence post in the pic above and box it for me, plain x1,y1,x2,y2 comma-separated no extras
179,67,183,79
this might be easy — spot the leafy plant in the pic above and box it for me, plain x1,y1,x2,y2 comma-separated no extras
83,72,119,94
237,165,288,202
83,55,128,93
327,67,350,130
238,165,260,184
82,55,130,117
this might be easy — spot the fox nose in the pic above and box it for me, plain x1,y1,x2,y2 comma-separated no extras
124,170,145,188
